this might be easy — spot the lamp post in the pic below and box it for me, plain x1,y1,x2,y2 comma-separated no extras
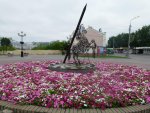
126,16,139,58
18,31,26,57
113,36,114,50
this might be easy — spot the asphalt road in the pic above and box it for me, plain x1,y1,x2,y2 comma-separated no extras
0,54,150,69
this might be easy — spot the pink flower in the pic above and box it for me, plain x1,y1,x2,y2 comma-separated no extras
146,97,150,103
60,101,64,106
0,60,149,108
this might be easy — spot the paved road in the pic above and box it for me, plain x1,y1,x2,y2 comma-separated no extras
0,54,150,69
94,54,150,69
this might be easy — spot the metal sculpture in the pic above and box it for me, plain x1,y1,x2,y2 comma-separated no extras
49,4,96,73
63,4,87,63
69,24,97,64
90,39,97,58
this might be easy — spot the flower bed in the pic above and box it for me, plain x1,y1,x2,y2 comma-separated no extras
0,60,150,109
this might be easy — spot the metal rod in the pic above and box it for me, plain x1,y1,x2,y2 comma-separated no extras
63,4,87,63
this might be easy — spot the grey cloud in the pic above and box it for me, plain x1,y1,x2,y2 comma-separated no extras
0,0,150,42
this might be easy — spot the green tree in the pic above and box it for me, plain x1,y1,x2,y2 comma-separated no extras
0,37,11,54
132,25,150,47
32,40,68,52
0,46,2,54
107,36,114,48
107,25,150,48
107,33,129,48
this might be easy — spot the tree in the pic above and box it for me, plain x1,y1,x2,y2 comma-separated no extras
107,33,129,48
132,25,150,47
32,40,68,51
107,25,150,48
107,36,114,48
0,37,11,54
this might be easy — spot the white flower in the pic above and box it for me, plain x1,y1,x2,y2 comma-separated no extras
75,96,79,99
96,98,105,102
70,96,74,100
84,104,87,107
81,100,86,103
74,91,77,94
124,88,133,92
18,94,26,98
34,67,41,72
139,98,145,104
0,67,4,72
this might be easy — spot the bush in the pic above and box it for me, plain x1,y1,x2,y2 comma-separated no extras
32,40,68,51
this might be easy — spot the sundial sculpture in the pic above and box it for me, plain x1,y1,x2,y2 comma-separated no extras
67,24,97,65
49,4,96,73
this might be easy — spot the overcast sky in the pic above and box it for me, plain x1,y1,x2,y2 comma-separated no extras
0,0,150,42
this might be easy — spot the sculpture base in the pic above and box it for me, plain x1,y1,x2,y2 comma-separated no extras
48,63,95,73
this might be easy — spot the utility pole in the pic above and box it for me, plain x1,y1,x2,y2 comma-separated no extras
113,36,114,50
126,16,139,58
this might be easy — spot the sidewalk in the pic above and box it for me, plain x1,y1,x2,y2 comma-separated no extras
0,54,150,70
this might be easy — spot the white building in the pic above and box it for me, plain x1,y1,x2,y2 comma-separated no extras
85,26,106,47
11,41,37,50
71,26,106,54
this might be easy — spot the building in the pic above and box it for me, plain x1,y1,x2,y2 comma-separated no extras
132,47,150,55
11,41,38,50
0,37,48,50
71,26,106,55
85,26,106,47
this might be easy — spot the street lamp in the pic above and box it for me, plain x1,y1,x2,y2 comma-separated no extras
126,16,140,58
113,36,114,50
18,31,26,57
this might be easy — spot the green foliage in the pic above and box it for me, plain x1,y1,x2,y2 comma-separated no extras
32,44,48,50
107,33,129,48
106,48,114,54
32,97,43,106
112,100,120,107
131,98,143,104
7,46,16,51
48,89,57,94
131,25,150,47
0,37,12,54
1,37,11,47
32,40,68,51
0,46,2,51
107,25,150,48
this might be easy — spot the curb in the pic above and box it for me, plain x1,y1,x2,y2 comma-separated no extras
0,100,150,113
